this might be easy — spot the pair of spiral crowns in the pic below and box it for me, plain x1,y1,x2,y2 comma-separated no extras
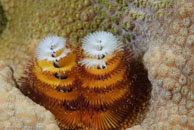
36,31,123,70
20,31,150,130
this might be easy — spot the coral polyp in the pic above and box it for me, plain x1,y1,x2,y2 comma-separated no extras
20,32,151,130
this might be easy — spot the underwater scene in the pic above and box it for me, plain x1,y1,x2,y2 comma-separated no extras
0,0,193,130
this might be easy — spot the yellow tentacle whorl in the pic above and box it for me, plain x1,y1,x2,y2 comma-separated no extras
20,36,82,129
77,31,133,129
20,32,151,130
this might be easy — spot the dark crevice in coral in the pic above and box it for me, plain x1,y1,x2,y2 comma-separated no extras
0,2,8,36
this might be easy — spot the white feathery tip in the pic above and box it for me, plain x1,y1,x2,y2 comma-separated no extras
80,31,123,69
82,31,123,58
79,59,107,69
35,36,71,61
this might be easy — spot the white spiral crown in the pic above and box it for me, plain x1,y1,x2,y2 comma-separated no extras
35,36,71,62
79,31,123,69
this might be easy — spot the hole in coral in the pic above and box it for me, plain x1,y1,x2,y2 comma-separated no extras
0,2,8,36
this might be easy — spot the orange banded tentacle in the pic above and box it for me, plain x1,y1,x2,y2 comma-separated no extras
37,52,77,73
33,62,77,87
82,106,130,130
33,80,81,102
54,109,83,129
80,68,125,89
78,55,126,80
82,85,131,110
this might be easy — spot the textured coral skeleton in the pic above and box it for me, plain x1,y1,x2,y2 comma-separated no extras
0,61,60,130
0,0,193,130
142,0,194,129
